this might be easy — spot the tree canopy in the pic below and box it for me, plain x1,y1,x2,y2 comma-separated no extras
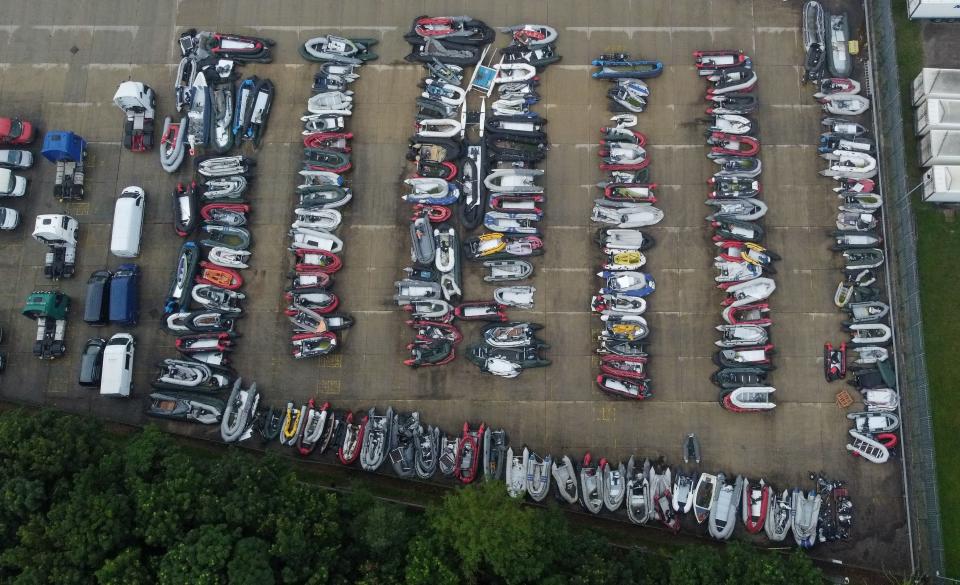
0,409,825,585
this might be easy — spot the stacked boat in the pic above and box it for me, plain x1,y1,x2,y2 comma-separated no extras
801,0,855,85
693,49,778,413
282,36,375,358
800,8,899,466
395,16,494,367
589,53,664,400
396,18,557,374
163,30,275,173
151,31,277,421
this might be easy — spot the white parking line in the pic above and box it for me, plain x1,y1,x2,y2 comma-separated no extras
45,102,99,107
754,26,801,33
566,26,734,37
33,25,139,33
239,25,398,33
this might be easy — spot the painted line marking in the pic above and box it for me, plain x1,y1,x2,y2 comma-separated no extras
317,379,341,395
595,405,616,422
755,26,801,33
316,354,342,368
65,202,90,216
34,25,140,33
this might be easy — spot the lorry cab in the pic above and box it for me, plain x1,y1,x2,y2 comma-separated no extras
0,168,26,197
83,269,112,325
110,186,145,257
100,333,134,397
109,263,140,325
112,82,156,151
33,214,78,245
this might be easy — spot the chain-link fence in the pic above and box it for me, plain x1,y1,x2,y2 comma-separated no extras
863,0,947,580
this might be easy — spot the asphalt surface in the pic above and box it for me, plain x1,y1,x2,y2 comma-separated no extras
0,0,909,572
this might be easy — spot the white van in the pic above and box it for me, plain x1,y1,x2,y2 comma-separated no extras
100,333,134,397
110,186,145,257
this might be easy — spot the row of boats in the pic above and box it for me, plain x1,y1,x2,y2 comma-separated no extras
162,30,276,174
394,17,560,372
589,54,664,400
146,385,852,546
691,50,778,413
799,13,901,466
156,32,278,377
281,36,379,358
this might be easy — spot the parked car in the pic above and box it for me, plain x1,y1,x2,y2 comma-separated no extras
100,333,134,397
78,337,106,386
110,186,144,257
83,270,112,326
0,168,26,197
0,149,33,169
0,207,20,230
109,264,140,325
0,117,35,145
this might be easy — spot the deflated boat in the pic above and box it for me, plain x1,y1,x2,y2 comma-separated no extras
693,472,718,524
147,391,225,425
482,427,509,481
552,455,579,504
360,406,393,472
603,460,627,512
505,446,529,498
579,453,604,514
526,451,552,502
708,473,743,540
626,456,652,525
220,378,259,443
338,411,366,465
792,488,822,547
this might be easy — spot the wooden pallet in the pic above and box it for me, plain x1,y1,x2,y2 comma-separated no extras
836,389,854,409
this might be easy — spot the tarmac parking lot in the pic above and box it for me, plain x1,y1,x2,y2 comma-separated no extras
0,0,909,572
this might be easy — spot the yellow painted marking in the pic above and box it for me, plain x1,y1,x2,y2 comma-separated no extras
64,202,89,216
317,379,341,395
316,354,342,368
590,355,600,368
595,405,615,422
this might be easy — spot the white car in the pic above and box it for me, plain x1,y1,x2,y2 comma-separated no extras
0,207,19,230
0,149,33,169
0,168,26,197
100,333,135,397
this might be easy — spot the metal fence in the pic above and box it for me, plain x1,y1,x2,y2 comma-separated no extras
862,0,947,580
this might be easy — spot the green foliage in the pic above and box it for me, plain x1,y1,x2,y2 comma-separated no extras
157,524,238,585
95,548,152,585
227,537,275,585
0,409,829,585
667,542,822,585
